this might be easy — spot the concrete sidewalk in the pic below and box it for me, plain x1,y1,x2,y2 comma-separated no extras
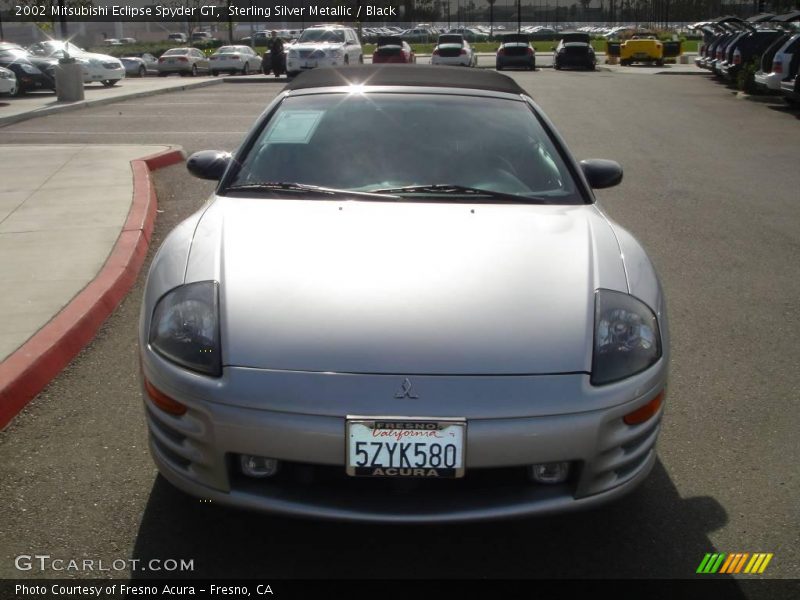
0,76,225,127
0,144,184,428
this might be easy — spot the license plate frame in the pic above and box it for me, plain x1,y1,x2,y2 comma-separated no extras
346,416,466,478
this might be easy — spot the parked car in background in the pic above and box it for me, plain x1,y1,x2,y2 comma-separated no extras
157,47,209,77
286,25,363,76
140,65,668,522
191,31,216,43
0,43,56,95
779,44,800,103
447,27,489,43
619,34,664,66
495,33,535,70
554,32,596,70
754,31,800,91
431,34,477,67
718,26,785,82
372,36,416,64
402,28,436,43
210,45,262,75
167,33,188,44
102,39,122,47
27,40,125,86
121,52,158,77
0,66,17,96
120,37,137,45
780,72,799,104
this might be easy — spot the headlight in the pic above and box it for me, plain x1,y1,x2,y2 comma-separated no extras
149,281,221,377
20,64,42,74
289,49,298,57
591,289,661,385
0,70,12,79
327,48,343,57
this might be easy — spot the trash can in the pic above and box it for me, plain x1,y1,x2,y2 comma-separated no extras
55,60,84,102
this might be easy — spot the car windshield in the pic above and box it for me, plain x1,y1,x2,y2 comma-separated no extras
29,41,84,56
226,93,582,204
439,35,464,45
298,29,345,43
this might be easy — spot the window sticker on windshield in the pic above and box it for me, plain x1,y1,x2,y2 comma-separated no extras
263,111,324,144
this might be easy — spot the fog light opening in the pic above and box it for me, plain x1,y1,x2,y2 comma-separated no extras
240,455,280,478
529,462,570,484
144,378,187,416
623,391,665,426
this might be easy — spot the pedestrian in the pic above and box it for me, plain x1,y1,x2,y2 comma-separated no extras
268,31,285,77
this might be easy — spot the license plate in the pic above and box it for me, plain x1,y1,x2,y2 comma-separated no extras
346,417,466,478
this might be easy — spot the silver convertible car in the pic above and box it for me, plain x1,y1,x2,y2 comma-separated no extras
139,66,669,522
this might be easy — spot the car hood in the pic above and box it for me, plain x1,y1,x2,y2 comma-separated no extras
185,198,628,375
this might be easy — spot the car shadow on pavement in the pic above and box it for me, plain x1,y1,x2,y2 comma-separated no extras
130,459,744,586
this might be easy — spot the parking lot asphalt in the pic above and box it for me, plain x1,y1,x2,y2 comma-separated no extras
0,76,225,127
0,70,798,587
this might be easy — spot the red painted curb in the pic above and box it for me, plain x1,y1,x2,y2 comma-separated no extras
0,147,186,430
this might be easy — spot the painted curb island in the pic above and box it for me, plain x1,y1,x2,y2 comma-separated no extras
0,148,185,430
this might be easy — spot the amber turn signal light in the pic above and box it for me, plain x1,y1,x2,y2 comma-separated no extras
144,378,187,416
623,391,664,425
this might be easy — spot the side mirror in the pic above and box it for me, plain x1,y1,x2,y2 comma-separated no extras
187,150,232,180
580,159,623,189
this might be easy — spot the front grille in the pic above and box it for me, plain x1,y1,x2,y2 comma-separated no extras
298,50,312,58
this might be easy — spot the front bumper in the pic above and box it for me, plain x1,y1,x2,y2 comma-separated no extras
287,56,343,72
83,65,125,82
0,76,16,94
141,350,668,523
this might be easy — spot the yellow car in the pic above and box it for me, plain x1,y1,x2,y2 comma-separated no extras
619,35,664,66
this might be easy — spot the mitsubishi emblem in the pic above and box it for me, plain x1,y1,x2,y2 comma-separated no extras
394,378,419,399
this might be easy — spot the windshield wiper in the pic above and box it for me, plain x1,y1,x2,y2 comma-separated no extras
223,182,400,200
366,184,552,204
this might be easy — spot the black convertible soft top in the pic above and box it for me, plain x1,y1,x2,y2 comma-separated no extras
283,65,529,96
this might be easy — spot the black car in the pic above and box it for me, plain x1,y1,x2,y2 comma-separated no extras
0,43,56,95
780,47,800,105
719,28,785,81
495,33,535,71
554,32,596,70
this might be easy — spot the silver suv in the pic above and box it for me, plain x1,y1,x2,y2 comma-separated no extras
286,25,363,76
